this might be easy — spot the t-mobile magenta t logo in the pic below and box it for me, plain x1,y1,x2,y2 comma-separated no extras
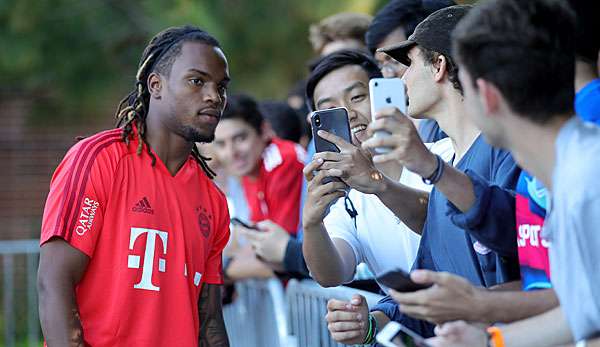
127,227,168,291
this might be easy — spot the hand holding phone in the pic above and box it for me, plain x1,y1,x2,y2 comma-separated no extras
376,269,432,292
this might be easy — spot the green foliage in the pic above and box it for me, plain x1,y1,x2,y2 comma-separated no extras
1,0,378,125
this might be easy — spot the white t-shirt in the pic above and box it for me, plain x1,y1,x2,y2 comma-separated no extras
543,117,600,340
323,138,454,293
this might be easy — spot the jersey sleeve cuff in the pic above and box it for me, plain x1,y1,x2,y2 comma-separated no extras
39,234,93,258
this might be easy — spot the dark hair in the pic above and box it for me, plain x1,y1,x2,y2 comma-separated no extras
259,100,305,143
366,0,456,54
306,50,383,111
567,0,600,63
221,94,264,134
114,25,221,178
453,0,575,124
419,47,462,94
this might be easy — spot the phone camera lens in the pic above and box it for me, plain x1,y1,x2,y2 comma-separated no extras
374,82,379,87
315,115,321,127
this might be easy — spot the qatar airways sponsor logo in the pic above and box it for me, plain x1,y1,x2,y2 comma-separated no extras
517,224,550,248
75,197,99,236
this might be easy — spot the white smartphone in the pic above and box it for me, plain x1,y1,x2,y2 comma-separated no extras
376,321,432,347
369,78,407,154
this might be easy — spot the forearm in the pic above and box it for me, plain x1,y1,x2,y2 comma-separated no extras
502,306,573,347
283,238,310,277
489,280,522,291
198,284,230,347
474,288,559,324
302,223,354,287
38,282,84,346
374,177,429,234
434,164,476,213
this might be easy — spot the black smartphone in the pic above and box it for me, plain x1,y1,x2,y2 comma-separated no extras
376,269,431,292
230,217,259,230
310,107,352,153
310,107,352,185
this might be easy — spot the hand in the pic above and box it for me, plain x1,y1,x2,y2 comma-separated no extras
426,321,488,347
362,107,437,177
225,244,274,281
314,130,384,194
302,158,348,229
389,270,483,324
326,295,370,345
241,220,290,264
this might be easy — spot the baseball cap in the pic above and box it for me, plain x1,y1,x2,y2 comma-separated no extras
377,5,472,66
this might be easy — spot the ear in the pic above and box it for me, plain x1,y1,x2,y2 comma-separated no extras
476,78,501,115
433,54,448,83
147,72,163,99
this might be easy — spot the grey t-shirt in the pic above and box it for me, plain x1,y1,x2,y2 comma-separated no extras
543,117,600,340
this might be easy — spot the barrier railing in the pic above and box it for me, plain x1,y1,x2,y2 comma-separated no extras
3,239,384,347
286,279,384,347
0,239,41,347
223,278,296,347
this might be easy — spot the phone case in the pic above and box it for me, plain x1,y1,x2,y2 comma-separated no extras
376,269,431,292
369,78,407,115
310,107,352,186
310,107,352,153
369,78,407,154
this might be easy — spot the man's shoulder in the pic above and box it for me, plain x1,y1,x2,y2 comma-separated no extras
262,137,305,173
61,128,130,172
67,128,128,158
557,119,600,190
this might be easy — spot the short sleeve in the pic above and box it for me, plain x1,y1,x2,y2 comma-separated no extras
40,134,120,257
202,192,231,284
323,196,362,270
265,149,304,234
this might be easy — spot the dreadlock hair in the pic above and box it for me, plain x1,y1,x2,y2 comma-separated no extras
114,25,221,179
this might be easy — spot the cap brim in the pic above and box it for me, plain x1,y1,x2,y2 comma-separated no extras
377,40,417,66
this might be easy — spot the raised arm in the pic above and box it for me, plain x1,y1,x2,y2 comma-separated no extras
38,238,89,347
301,157,357,286
314,129,430,234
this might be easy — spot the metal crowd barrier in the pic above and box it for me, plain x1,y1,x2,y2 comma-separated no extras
0,239,41,347
2,239,384,347
286,279,384,347
223,278,296,347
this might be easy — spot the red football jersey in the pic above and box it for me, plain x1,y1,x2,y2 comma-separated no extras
40,129,230,346
241,137,305,234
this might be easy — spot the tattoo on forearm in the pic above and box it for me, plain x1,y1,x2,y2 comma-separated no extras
198,284,230,347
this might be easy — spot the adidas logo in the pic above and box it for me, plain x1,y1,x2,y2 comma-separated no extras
132,197,154,215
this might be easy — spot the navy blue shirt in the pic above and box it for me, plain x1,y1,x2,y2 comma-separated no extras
372,135,521,337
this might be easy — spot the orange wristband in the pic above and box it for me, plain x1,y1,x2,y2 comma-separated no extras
487,326,505,347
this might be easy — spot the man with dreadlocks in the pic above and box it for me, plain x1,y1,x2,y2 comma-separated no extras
37,25,231,346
